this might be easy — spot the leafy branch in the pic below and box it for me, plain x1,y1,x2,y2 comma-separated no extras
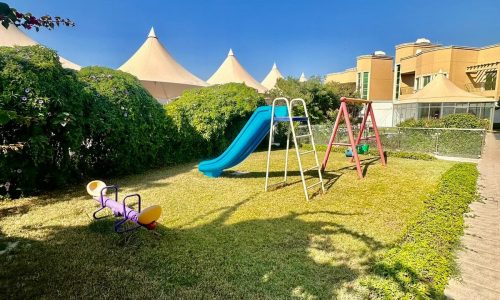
0,2,74,31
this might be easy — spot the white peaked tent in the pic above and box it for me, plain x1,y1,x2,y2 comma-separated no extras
207,49,267,93
119,28,208,103
0,24,81,70
299,72,307,82
261,62,284,90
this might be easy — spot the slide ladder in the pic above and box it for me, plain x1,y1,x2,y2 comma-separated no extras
265,98,325,201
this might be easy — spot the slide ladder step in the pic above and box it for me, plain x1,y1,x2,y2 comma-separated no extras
274,116,308,122
299,150,315,155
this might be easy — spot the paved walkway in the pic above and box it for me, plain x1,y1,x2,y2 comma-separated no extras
445,133,500,300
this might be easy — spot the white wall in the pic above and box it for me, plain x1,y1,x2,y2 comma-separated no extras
368,101,394,128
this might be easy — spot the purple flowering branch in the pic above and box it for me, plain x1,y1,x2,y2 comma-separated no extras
0,2,75,31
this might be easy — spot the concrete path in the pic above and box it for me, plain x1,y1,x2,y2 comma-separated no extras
445,133,500,300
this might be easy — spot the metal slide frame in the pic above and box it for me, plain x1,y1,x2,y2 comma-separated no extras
265,97,325,201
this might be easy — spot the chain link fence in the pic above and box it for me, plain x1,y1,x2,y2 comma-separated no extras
308,125,486,158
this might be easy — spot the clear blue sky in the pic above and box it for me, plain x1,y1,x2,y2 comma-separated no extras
9,0,500,81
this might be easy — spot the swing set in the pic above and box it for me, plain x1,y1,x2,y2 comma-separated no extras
321,97,386,178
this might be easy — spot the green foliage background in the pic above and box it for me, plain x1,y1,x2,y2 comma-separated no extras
165,83,265,161
0,45,87,196
77,66,173,176
0,47,266,197
266,77,359,124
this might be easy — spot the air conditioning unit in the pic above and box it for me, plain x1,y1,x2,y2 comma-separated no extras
416,38,431,44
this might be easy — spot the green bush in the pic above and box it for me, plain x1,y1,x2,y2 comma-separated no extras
398,113,489,129
350,163,478,299
0,47,175,197
441,113,485,128
266,77,359,124
77,67,173,176
165,83,265,162
0,45,88,196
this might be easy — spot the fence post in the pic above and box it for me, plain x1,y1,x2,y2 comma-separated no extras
479,130,485,158
398,127,401,149
434,131,440,155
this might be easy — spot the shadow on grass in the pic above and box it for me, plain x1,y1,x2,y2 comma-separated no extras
1,192,385,299
0,162,197,222
226,156,381,191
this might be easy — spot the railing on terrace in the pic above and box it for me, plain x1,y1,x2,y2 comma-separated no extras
399,86,415,95
464,82,496,95
307,125,486,159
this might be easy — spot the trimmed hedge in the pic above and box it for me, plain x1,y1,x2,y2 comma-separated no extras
0,47,174,197
77,67,173,176
165,83,265,162
398,113,489,129
345,163,479,299
0,45,88,196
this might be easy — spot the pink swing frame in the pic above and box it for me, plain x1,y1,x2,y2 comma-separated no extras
321,97,386,178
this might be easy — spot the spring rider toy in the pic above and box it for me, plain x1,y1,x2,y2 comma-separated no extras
86,180,162,233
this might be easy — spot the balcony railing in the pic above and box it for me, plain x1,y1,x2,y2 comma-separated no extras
400,86,415,95
464,83,496,95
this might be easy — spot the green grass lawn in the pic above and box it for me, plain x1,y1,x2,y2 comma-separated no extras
0,150,455,299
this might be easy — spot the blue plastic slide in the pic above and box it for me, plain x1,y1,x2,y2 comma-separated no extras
198,106,288,177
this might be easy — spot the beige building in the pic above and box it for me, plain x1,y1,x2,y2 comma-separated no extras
326,38,499,127
394,39,498,126
395,38,500,100
325,51,394,101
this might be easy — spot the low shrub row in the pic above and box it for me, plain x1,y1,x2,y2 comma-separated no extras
348,163,479,299
397,113,489,129
0,46,263,197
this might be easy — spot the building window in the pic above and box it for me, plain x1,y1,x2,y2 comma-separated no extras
415,77,420,91
357,72,369,99
485,71,497,91
395,64,401,99
361,72,369,99
455,103,468,114
357,73,361,92
468,103,484,117
395,102,494,127
422,75,431,87
418,103,430,119
429,104,441,119
442,104,456,117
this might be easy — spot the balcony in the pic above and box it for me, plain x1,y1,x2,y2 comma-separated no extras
464,83,497,97
400,86,415,95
